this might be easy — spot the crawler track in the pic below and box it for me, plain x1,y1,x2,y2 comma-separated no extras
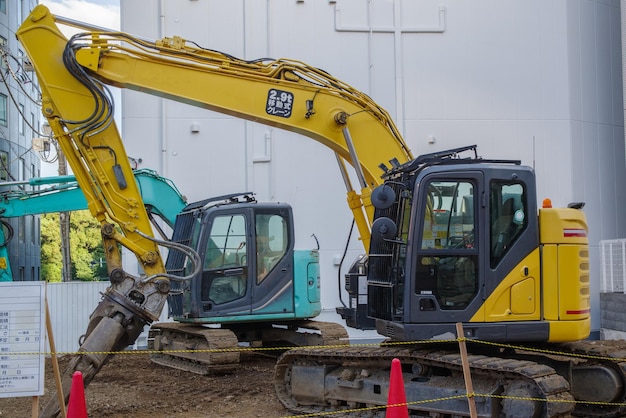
275,345,575,417
148,320,349,375
148,323,240,374
535,341,626,417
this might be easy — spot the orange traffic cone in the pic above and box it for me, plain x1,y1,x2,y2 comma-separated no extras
386,358,408,418
67,371,88,418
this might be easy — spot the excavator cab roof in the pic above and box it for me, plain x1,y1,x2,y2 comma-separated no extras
382,144,522,183
182,192,257,212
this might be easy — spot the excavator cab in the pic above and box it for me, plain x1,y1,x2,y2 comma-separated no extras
339,145,587,343
359,146,589,344
367,155,552,341
165,193,321,322
147,193,345,375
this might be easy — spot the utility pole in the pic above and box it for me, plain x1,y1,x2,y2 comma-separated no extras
57,150,72,282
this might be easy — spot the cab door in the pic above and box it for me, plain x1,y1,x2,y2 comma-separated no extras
409,171,484,323
249,208,296,315
199,210,252,316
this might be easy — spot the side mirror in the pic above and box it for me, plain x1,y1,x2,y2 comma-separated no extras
371,217,398,245
371,185,396,210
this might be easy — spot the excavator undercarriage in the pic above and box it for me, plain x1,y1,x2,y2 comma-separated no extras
148,320,349,375
274,340,626,417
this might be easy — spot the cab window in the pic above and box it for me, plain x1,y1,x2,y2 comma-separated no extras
421,181,475,250
490,182,526,267
204,215,247,269
256,213,288,283
201,214,248,304
417,180,478,309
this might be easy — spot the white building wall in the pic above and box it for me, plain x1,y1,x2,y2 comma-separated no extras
121,0,624,336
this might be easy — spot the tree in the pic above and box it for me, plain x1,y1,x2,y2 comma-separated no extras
40,210,105,281
40,213,62,282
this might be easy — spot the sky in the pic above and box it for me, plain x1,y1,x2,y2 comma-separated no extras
39,0,120,31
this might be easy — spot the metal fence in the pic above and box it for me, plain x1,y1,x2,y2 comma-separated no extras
600,239,626,293
46,281,170,353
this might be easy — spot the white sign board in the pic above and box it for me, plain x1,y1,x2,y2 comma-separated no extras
0,282,46,398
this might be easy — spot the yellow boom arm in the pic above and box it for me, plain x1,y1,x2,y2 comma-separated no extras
19,5,413,252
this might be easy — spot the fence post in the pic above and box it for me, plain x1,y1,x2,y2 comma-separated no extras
622,241,626,294
455,322,477,418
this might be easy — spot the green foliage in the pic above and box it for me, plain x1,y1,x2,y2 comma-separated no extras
40,210,106,281
40,213,62,282
69,210,103,280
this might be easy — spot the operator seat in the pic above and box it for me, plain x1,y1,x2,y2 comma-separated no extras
492,197,515,259
256,236,272,281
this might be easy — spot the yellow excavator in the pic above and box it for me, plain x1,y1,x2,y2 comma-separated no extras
17,5,622,417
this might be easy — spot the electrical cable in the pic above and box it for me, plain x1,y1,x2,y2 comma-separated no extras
135,229,202,286
337,219,355,308
0,219,14,246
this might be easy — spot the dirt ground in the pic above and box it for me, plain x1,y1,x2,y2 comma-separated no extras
0,353,288,418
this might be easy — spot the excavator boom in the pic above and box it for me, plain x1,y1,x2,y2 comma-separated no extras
19,5,414,251
0,169,186,282
0,169,184,226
